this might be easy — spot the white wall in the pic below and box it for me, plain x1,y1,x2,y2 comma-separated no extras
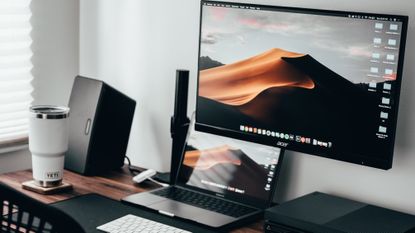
79,0,415,214
0,0,79,174
80,0,198,171
0,150,32,174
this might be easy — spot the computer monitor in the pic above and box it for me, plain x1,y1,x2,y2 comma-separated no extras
195,0,408,169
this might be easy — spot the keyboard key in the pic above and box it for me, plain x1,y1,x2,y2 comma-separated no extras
152,187,256,218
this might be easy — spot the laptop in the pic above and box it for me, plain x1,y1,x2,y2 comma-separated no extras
122,124,284,229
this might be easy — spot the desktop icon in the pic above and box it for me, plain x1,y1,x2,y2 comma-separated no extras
373,38,382,44
385,69,393,75
384,83,392,90
388,39,397,46
375,23,383,29
380,111,389,119
386,54,395,61
390,24,398,30
379,126,387,133
370,67,379,73
382,97,390,105
369,82,377,88
372,53,380,59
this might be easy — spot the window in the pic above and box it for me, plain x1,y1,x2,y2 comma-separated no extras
0,0,33,151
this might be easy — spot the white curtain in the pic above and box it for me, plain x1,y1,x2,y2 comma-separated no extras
0,0,33,149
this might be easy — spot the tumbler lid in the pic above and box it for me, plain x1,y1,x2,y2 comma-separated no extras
30,105,70,119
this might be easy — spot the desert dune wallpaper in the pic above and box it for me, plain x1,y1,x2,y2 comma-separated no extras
197,5,403,162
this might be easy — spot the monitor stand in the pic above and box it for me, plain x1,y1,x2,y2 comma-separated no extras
152,172,171,184
153,117,190,184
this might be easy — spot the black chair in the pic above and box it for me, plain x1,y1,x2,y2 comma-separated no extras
0,182,85,233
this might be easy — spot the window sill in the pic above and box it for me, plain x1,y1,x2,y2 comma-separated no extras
0,138,29,155
0,144,28,155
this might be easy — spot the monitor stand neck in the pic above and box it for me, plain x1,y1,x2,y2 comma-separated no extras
153,116,190,184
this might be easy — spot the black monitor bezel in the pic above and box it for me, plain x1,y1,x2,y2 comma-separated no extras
195,0,408,170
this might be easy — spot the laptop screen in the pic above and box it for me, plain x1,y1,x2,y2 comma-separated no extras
177,125,283,203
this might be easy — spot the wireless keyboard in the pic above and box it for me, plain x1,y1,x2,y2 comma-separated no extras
97,214,191,233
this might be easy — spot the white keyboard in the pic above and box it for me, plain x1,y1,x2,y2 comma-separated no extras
97,214,192,233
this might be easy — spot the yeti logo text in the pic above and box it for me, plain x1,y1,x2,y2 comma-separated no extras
46,171,60,179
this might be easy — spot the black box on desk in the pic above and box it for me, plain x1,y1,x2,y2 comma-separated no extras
264,192,415,233
65,76,136,175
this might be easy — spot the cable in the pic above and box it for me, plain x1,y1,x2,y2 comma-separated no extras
148,178,169,187
124,155,169,187
124,156,142,175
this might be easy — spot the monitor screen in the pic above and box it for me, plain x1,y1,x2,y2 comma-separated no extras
196,1,408,169
177,125,283,203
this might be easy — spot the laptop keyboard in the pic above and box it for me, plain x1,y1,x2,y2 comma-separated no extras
152,187,257,218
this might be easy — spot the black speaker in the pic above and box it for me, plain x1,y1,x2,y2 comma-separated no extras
154,70,190,184
65,76,136,175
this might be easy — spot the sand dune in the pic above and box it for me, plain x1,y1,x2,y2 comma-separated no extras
197,48,388,162
183,145,242,170
199,48,315,106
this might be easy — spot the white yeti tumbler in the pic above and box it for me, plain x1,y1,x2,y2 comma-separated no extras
29,105,70,187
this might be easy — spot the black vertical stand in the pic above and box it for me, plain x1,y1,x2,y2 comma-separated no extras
152,117,190,184
170,117,190,183
153,70,190,184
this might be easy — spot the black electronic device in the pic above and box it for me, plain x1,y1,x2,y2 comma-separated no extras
65,76,136,175
154,70,191,184
264,192,415,233
196,0,408,169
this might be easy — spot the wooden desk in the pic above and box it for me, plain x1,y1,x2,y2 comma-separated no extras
0,167,263,233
